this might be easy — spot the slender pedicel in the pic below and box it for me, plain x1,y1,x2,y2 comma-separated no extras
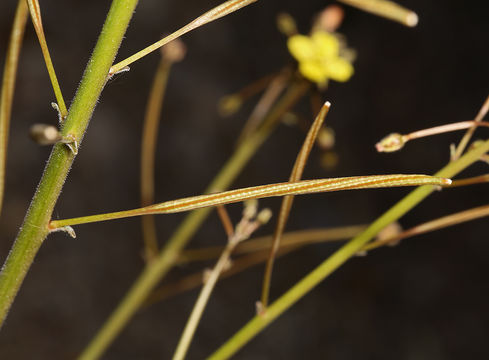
376,120,489,152
109,0,258,75
27,0,68,119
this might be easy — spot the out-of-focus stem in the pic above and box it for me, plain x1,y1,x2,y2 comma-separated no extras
0,0,28,217
338,0,418,27
140,56,172,261
363,203,489,251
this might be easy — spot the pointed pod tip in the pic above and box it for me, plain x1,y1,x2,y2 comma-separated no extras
406,12,419,27
441,178,452,186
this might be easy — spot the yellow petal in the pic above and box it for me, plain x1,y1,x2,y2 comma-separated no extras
312,31,339,59
299,61,328,83
324,58,354,82
287,35,317,61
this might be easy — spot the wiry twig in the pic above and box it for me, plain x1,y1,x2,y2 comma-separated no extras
236,69,291,144
0,0,28,217
451,95,489,160
26,0,68,119
363,204,489,251
145,225,365,307
109,0,259,76
172,203,271,360
376,120,489,153
140,40,186,262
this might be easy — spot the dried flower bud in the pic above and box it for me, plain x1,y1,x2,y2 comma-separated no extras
29,124,62,145
316,127,335,149
375,133,406,152
161,38,186,63
281,112,298,126
314,5,345,32
276,13,297,37
255,301,265,316
320,151,339,170
376,221,402,246
218,95,243,117
256,208,272,225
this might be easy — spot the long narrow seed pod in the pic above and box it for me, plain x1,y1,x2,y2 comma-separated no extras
261,101,330,308
49,174,450,229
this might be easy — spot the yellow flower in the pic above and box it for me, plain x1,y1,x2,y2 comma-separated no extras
287,31,354,85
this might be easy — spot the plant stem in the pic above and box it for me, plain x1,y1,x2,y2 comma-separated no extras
208,137,489,360
364,203,489,251
0,0,139,326
109,0,259,75
140,55,172,261
146,225,366,307
452,95,489,160
80,80,309,359
0,0,28,216
27,0,68,118
173,237,236,360
338,0,418,27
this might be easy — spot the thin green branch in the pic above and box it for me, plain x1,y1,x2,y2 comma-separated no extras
364,203,489,251
178,225,366,264
0,0,28,217
26,0,68,118
80,79,310,360
0,0,139,326
109,0,259,75
145,225,366,307
208,137,489,360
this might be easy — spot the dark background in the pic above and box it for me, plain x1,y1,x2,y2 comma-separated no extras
0,0,488,359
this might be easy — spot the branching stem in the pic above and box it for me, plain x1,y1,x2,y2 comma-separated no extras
0,0,139,326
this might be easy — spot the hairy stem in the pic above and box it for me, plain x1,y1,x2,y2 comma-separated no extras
0,0,139,326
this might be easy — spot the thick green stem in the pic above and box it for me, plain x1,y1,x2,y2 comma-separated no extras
208,138,489,359
0,0,139,325
80,80,310,359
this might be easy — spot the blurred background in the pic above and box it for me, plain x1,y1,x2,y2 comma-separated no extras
0,0,488,358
